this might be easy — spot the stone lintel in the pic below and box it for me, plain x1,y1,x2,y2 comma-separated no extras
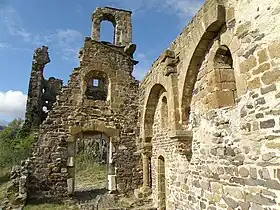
69,126,82,135
169,130,193,140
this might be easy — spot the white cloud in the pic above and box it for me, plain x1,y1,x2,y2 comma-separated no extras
75,4,83,15
0,42,8,49
0,6,32,41
0,91,27,119
56,29,83,61
0,6,83,62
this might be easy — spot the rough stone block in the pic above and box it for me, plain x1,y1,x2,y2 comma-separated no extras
260,119,275,129
226,7,235,22
268,40,280,59
257,49,268,64
239,167,249,178
252,62,270,75
240,56,257,74
247,77,261,90
216,90,235,107
261,69,280,85
220,69,235,82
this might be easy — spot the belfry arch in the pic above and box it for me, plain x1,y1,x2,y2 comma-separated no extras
91,7,132,46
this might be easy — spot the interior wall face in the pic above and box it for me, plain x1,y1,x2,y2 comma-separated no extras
140,0,280,209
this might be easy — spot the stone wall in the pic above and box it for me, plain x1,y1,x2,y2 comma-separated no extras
20,46,62,137
24,37,141,200
3,7,142,208
4,1,280,209
139,0,280,209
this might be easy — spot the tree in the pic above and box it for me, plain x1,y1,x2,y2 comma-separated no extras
0,119,34,169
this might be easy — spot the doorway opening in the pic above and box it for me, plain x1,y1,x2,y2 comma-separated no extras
74,131,108,192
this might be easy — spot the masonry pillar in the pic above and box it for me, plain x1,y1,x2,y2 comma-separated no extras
140,142,152,196
107,138,116,192
67,135,76,195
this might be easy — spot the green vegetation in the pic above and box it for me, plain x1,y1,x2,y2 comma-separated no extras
0,119,34,203
0,119,34,171
24,203,79,210
0,120,107,209
75,153,107,190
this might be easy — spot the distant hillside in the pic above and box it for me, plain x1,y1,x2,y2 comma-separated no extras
0,126,5,131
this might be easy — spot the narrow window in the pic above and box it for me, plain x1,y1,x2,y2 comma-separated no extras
93,79,99,87
213,45,237,108
161,96,168,130
85,72,108,101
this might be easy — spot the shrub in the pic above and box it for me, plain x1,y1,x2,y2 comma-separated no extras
0,119,34,172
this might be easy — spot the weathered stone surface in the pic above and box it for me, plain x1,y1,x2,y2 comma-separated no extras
239,167,249,177
262,152,276,161
240,56,257,74
239,201,250,210
261,84,276,95
4,2,280,210
268,40,280,59
246,193,276,205
261,69,280,85
252,62,270,75
223,196,239,208
247,77,261,90
265,180,280,190
257,49,268,64
260,119,275,129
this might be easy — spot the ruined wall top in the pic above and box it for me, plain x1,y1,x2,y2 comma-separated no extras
91,7,132,46
33,46,50,66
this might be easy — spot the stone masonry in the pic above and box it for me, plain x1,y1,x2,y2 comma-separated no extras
3,0,280,209
2,7,142,209
138,0,280,209
20,46,62,137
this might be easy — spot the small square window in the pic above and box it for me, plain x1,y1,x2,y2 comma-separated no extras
93,79,99,87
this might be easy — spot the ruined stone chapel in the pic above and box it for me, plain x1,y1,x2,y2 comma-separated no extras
5,0,280,209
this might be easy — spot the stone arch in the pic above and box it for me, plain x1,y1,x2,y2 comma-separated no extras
92,13,117,44
143,84,167,142
83,70,110,101
91,7,132,46
180,2,226,126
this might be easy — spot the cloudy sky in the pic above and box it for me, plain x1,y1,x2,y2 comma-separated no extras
0,0,204,123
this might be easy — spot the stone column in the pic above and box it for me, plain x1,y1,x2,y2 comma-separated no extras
67,135,76,195
142,152,150,188
139,142,152,196
107,138,116,192
91,20,100,41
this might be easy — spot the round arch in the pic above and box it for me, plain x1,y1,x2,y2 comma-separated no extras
180,5,226,126
143,84,167,142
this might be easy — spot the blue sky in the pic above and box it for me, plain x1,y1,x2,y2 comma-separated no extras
0,0,203,123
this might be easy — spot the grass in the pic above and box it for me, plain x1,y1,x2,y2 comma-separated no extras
0,167,11,202
24,203,79,210
0,158,106,209
24,157,106,210
75,162,106,190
